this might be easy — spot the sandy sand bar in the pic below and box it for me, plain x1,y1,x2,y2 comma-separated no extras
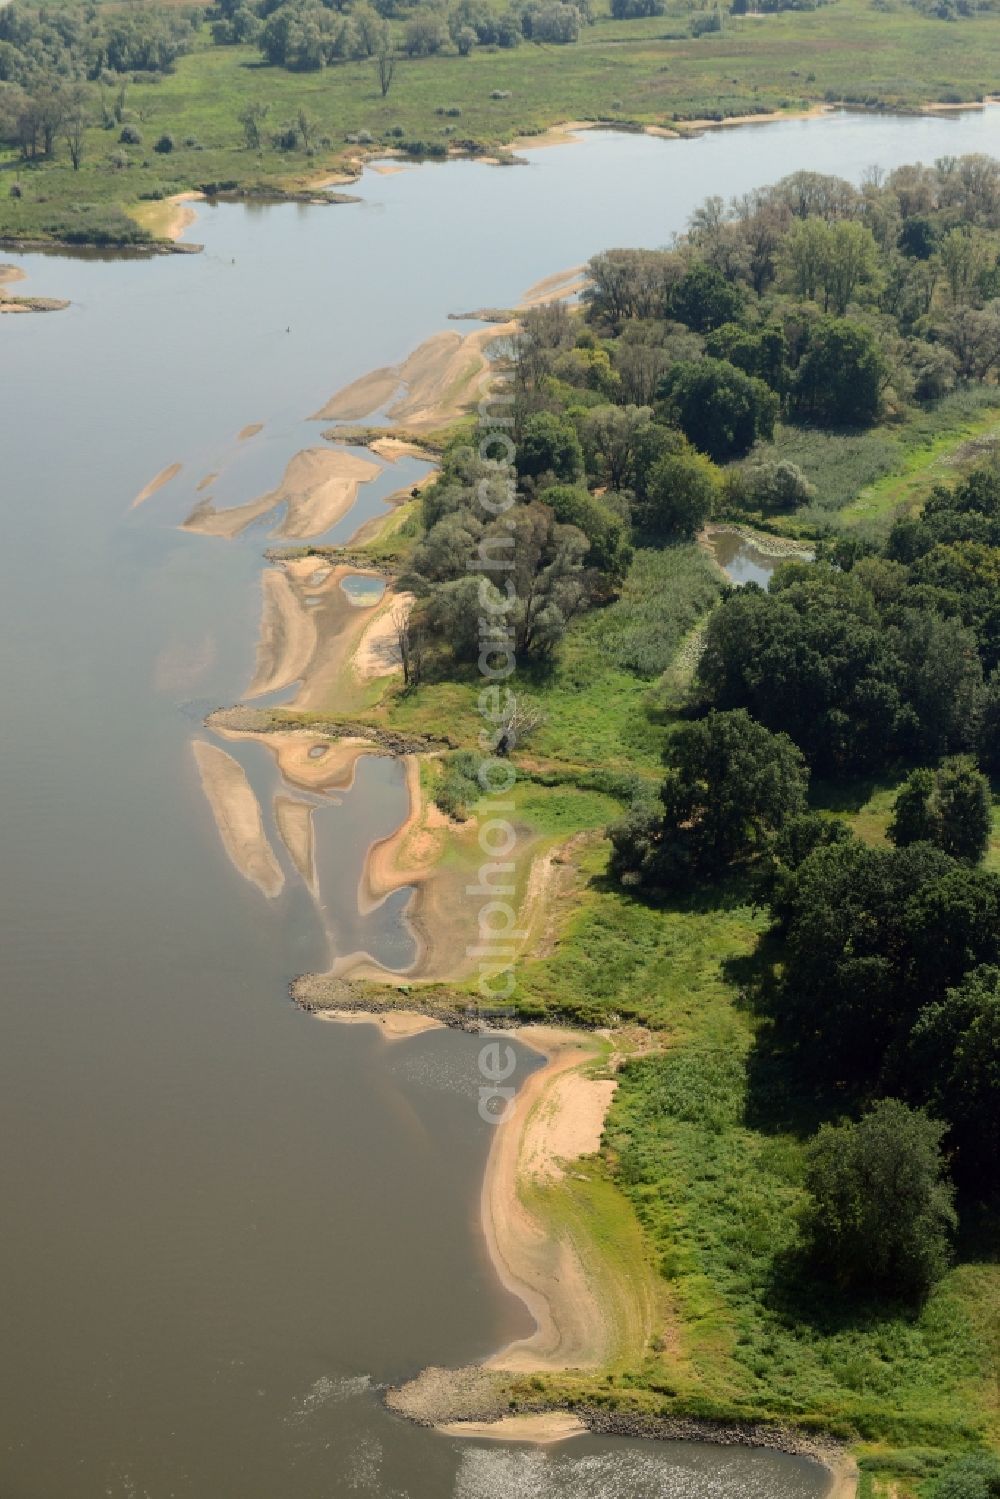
274,793,318,895
247,567,318,699
182,448,380,541
318,1009,444,1040
438,1413,586,1444
192,740,284,897
131,462,182,509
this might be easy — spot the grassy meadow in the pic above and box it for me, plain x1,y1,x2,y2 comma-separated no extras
5,0,1000,242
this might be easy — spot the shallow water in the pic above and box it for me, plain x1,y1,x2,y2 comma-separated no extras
709,529,813,588
5,110,996,1496
342,574,388,607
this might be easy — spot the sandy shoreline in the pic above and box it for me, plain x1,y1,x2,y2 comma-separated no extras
132,190,203,243
482,1027,630,1372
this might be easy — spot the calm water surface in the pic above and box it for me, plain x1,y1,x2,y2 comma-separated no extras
5,110,998,1497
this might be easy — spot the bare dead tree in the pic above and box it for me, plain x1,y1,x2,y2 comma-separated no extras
391,603,422,687
375,43,396,98
496,697,545,756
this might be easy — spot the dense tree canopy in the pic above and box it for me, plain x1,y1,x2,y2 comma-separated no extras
609,709,808,889
804,1100,957,1301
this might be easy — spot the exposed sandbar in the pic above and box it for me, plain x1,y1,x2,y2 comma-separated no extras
131,462,182,509
315,325,515,432
217,725,371,793
246,567,317,699
182,448,380,541
437,1413,585,1444
131,191,202,242
192,739,284,897
313,367,402,422
518,266,587,307
274,793,318,895
317,1009,444,1040
238,423,263,441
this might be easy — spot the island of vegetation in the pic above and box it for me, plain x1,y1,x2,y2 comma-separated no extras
153,150,1000,1499
3,0,1000,246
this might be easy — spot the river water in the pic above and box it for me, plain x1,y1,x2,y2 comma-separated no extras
4,108,999,1498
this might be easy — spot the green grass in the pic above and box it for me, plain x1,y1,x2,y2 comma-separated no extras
372,546,719,773
753,389,1000,539
6,0,1000,242
502,846,1000,1462
841,391,1000,527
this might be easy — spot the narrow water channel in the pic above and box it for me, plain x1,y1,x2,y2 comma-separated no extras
4,110,997,1496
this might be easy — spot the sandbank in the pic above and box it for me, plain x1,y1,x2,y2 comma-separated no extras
182,448,380,540
132,190,202,242
274,793,318,895
314,324,516,432
518,265,588,308
438,1413,586,1444
131,462,182,509
246,567,317,699
192,739,284,897
482,1027,649,1373
317,1008,444,1039
238,423,263,441
217,725,372,793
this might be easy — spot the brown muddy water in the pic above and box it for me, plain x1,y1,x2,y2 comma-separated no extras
5,111,998,1496
709,530,814,588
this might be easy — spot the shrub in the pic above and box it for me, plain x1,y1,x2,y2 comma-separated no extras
928,1452,1000,1499
153,133,175,154
726,459,816,514
804,1099,957,1301
118,125,142,145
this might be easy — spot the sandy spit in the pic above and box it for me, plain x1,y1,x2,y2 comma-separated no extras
0,263,26,287
192,739,284,897
182,448,380,541
438,1413,586,1445
274,793,318,895
314,324,516,432
314,366,402,422
517,265,588,308
131,462,182,509
317,1008,444,1039
246,567,317,699
217,726,371,793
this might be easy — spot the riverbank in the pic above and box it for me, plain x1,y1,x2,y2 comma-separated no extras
7,0,1000,253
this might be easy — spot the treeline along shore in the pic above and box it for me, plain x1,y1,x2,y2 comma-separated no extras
144,146,1000,1499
